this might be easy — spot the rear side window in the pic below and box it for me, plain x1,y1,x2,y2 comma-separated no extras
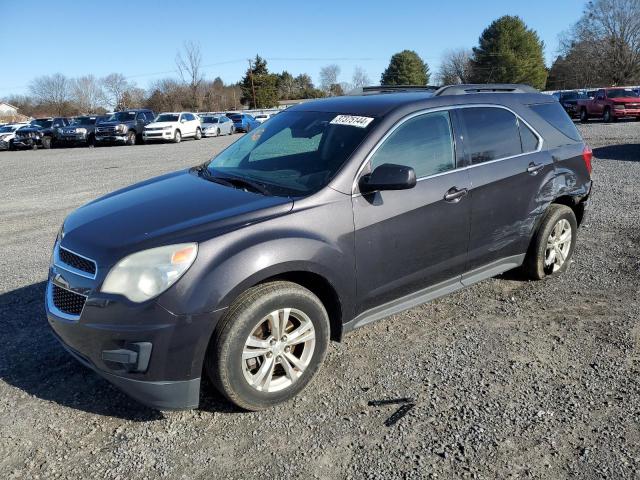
519,121,539,153
458,107,522,164
370,111,455,178
529,102,581,142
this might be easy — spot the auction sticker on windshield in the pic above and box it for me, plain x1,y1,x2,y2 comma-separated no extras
330,115,374,128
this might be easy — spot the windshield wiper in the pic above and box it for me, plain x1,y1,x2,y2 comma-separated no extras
194,166,272,196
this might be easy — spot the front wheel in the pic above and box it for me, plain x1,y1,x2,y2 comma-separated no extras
195,128,202,140
126,131,136,145
603,108,613,123
522,204,577,280
173,130,182,143
229,126,235,135
206,281,330,411
41,136,52,149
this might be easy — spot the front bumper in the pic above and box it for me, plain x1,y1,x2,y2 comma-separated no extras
45,255,224,410
612,108,640,118
95,134,127,143
58,133,89,145
143,130,173,141
12,138,39,149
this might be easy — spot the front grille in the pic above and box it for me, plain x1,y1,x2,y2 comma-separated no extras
52,284,86,316
58,247,97,276
96,126,116,134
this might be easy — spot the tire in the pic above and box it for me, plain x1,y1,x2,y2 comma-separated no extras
195,128,202,140
603,108,613,123
216,128,220,137
41,136,52,149
205,281,330,411
229,126,235,135
580,108,589,123
173,130,181,143
522,204,578,280
126,131,136,146
246,124,251,133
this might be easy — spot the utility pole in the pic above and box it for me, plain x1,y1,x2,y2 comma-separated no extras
248,58,257,109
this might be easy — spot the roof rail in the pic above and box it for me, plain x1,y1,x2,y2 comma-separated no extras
348,85,440,96
434,84,539,96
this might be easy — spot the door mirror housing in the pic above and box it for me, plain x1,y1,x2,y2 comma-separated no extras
359,163,417,193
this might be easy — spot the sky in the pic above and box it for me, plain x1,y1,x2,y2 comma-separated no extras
0,0,587,98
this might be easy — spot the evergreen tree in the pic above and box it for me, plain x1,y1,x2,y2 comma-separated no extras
240,55,279,108
470,16,547,89
380,50,430,85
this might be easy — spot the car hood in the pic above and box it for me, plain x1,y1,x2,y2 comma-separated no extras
201,122,218,128
98,121,130,127
146,121,176,128
62,169,294,266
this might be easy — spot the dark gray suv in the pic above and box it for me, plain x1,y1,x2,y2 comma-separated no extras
46,84,592,411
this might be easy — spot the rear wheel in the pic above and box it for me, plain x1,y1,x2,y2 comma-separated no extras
522,204,577,280
580,108,589,123
173,130,182,143
205,281,330,411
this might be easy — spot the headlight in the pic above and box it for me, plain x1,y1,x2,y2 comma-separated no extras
115,124,128,132
101,243,198,302
163,126,173,130
76,128,87,134
613,104,625,110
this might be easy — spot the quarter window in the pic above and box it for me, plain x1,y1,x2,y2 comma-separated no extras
370,111,456,178
519,121,539,153
458,107,522,164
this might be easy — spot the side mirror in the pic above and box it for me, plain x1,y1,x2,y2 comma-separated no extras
359,163,417,193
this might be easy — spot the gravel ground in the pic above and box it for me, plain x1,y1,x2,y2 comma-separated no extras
0,122,639,479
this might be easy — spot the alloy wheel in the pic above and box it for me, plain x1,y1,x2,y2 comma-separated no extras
544,219,572,273
241,308,316,393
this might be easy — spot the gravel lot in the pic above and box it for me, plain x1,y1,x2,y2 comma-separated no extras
0,122,639,479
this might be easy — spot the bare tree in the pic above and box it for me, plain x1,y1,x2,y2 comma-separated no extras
437,49,473,85
319,64,341,94
176,41,204,109
102,73,132,110
562,0,640,85
28,73,71,113
351,66,371,88
72,75,105,113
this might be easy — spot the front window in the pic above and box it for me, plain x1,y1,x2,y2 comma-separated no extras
607,89,639,98
154,114,180,122
31,119,53,128
206,111,376,196
107,112,136,122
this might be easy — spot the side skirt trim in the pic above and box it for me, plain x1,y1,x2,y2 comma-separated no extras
343,254,525,334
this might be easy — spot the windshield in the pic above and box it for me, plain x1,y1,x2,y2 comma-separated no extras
206,111,375,196
31,119,52,128
70,117,96,126
608,89,639,98
202,117,219,123
230,115,242,121
0,126,15,133
107,112,136,122
155,114,180,122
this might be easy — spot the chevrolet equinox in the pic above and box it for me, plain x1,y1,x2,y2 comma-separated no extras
46,84,593,411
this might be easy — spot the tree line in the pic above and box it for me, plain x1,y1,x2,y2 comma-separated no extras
6,0,639,117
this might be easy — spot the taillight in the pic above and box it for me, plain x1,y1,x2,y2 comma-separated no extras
582,145,593,175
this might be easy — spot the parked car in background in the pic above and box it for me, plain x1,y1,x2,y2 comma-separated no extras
200,114,235,137
228,113,260,132
10,117,70,150
57,115,109,147
552,90,586,117
95,109,155,146
254,113,272,124
0,123,28,150
142,112,202,143
46,84,592,411
578,87,640,122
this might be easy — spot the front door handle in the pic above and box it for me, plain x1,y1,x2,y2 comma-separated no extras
527,162,544,174
444,187,468,202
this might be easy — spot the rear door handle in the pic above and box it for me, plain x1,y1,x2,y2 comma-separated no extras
444,187,468,202
527,162,545,174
